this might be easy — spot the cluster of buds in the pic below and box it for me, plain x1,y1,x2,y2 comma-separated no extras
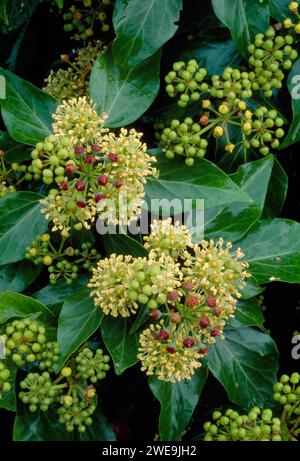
155,96,285,163
248,26,298,96
25,232,100,284
45,0,111,41
89,219,250,382
283,3,300,37
203,372,300,441
44,41,104,101
0,150,18,197
0,362,11,399
37,97,156,234
16,334,110,433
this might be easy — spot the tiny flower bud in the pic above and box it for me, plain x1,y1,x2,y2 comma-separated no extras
213,126,224,137
108,152,117,162
60,181,69,191
206,296,217,307
65,163,76,175
183,337,195,348
199,347,208,355
61,367,72,377
169,311,181,324
186,295,198,308
214,307,222,316
77,200,86,208
202,100,211,109
95,194,106,202
150,309,161,320
75,146,85,155
210,328,220,337
115,179,122,189
181,281,194,291
91,144,101,152
159,329,170,340
167,291,178,302
97,175,108,186
199,317,210,328
199,115,209,126
289,2,298,13
76,181,85,191
225,143,235,153
166,346,175,354
84,154,96,164
0,150,5,158
60,54,69,62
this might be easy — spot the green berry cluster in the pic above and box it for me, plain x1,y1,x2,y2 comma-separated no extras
283,3,300,35
25,233,100,284
203,372,300,441
165,60,208,107
37,342,60,371
0,362,11,398
248,26,298,96
3,319,47,366
210,68,253,102
154,118,208,166
75,347,110,383
58,390,96,433
245,107,285,155
48,0,111,41
19,371,62,412
29,134,75,185
203,407,283,441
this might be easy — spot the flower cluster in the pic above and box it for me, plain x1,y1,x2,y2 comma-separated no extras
44,41,104,101
25,232,100,284
34,97,156,234
0,150,18,197
89,219,250,382
203,372,300,441
45,0,111,41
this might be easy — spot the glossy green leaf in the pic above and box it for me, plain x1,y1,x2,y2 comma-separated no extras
239,277,264,300
0,0,37,33
0,291,55,325
262,158,288,218
211,0,270,56
0,261,41,293
269,0,293,21
0,130,31,163
13,406,73,441
230,298,265,329
0,69,58,145
144,153,253,216
113,0,182,68
80,411,116,441
102,234,147,257
55,288,103,371
149,367,208,441
90,46,161,128
236,218,300,284
281,58,300,148
207,325,279,409
0,191,48,265
33,276,89,316
100,317,140,375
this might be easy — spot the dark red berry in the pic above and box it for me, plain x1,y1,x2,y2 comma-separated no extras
60,181,69,191
166,346,175,354
95,194,106,202
199,317,210,328
214,307,222,317
115,179,122,189
84,155,96,164
206,296,217,308
181,281,194,291
159,329,170,340
169,312,181,324
76,181,85,191
108,152,117,162
183,337,195,348
186,295,198,308
91,144,101,152
200,115,209,126
75,146,84,155
65,163,76,175
152,332,160,340
97,175,108,186
149,309,161,320
77,200,86,208
199,347,208,355
167,291,178,302
210,328,220,337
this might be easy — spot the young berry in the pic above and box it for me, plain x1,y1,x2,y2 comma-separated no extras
169,312,181,324
206,296,217,307
167,291,178,302
108,152,117,162
186,295,198,307
115,179,122,189
77,200,86,208
183,337,195,348
60,181,69,191
95,194,106,202
181,281,194,291
149,309,161,320
166,346,175,354
214,307,222,316
75,146,85,155
76,181,85,191
210,328,220,337
97,175,108,186
65,163,76,175
199,317,210,328
84,155,96,164
199,347,208,355
159,329,170,340
91,145,101,152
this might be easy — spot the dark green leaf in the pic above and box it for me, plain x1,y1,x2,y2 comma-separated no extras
102,234,147,257
55,288,103,371
0,130,31,163
211,0,270,56
80,410,116,441
0,191,48,265
280,58,300,148
112,0,182,68
100,317,140,375
207,325,279,409
269,0,293,21
13,406,73,441
90,46,161,128
0,260,41,293
149,367,208,441
236,218,300,284
0,69,58,145
229,298,265,329
129,307,150,335
262,158,288,218
0,1,37,33
0,291,55,325
239,277,264,299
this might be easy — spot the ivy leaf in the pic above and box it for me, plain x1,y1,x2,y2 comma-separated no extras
0,0,37,33
102,234,147,257
230,298,265,330
0,261,41,293
144,154,253,216
236,218,300,284
0,291,55,325
149,367,208,441
0,192,48,265
100,317,140,375
280,58,300,148
0,69,58,145
262,158,288,218
55,288,103,372
239,277,264,300
112,0,182,68
207,325,279,409
90,46,161,128
80,411,116,441
0,130,31,163
211,0,270,56
269,0,293,21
